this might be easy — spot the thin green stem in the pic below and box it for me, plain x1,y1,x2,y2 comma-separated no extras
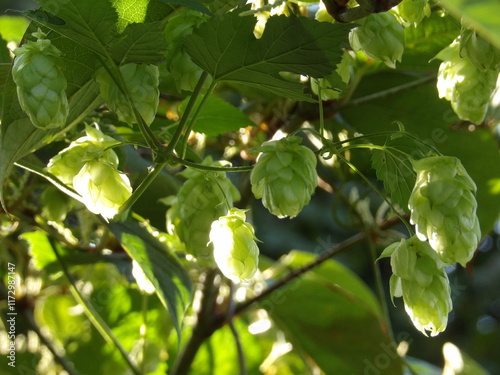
49,237,141,375
118,161,168,216
140,293,149,375
164,71,209,157
227,282,246,375
14,160,83,203
170,155,253,173
317,80,325,138
335,152,413,234
180,78,218,159
365,227,394,340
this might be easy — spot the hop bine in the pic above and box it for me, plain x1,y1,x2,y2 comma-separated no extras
250,136,318,219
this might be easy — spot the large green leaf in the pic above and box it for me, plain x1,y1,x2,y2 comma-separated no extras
180,94,253,136
438,0,500,48
108,219,193,341
371,136,431,213
339,72,500,233
185,12,352,101
261,250,403,375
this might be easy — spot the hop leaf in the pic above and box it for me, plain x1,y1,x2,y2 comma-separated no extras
381,236,452,337
209,208,259,282
435,40,498,124
166,157,240,263
251,136,318,219
95,63,159,126
408,156,481,266
72,159,132,220
12,31,69,128
349,13,404,69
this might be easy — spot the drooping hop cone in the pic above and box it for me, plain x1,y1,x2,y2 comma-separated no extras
72,159,132,220
379,236,452,337
459,27,500,71
46,125,120,186
394,0,431,27
436,40,498,124
250,136,318,219
166,157,240,263
349,12,404,69
12,34,69,129
209,208,259,282
408,156,481,266
95,63,159,126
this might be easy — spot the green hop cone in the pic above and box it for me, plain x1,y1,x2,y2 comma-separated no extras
394,0,431,27
459,27,500,71
95,63,159,126
72,159,132,220
408,156,481,266
380,236,452,336
163,10,209,92
251,136,318,219
349,13,404,68
46,125,120,185
12,30,69,129
436,40,498,124
209,208,259,282
166,157,240,263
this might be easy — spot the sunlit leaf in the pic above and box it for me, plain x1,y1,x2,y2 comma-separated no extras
108,219,193,341
185,12,352,101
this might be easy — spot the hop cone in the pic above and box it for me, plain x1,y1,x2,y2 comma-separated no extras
349,13,404,68
436,40,498,124
408,156,481,266
12,30,69,129
251,136,318,219
209,208,259,282
459,27,500,71
46,125,119,185
166,157,240,263
380,236,452,336
163,10,208,92
72,159,132,220
96,63,159,126
395,0,431,27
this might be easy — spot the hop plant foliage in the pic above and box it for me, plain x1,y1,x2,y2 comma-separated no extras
380,236,452,337
209,208,259,282
435,40,498,124
251,136,318,219
166,157,240,263
408,156,481,266
349,13,404,68
95,63,159,126
12,30,69,129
